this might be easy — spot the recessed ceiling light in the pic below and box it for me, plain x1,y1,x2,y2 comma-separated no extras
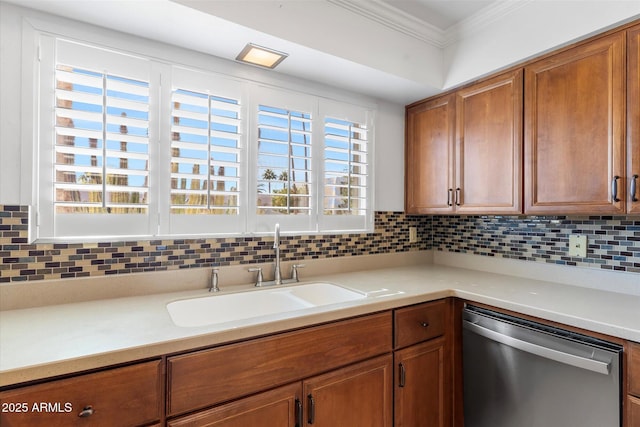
236,43,288,69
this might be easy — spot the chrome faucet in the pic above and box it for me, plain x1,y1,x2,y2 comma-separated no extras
274,223,282,285
247,224,306,286
209,268,219,292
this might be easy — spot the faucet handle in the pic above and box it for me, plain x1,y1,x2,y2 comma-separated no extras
209,268,220,292
248,267,263,287
291,264,306,282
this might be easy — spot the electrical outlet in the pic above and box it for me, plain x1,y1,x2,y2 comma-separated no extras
568,234,587,257
409,227,418,243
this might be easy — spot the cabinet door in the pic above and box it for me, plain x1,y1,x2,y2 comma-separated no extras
455,70,523,214
630,342,640,398
303,354,393,427
395,338,448,427
167,312,391,416
168,383,301,427
524,32,626,214
629,395,640,427
629,25,640,214
405,94,456,214
0,360,162,427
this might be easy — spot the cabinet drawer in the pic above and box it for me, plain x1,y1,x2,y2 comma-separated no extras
394,300,446,348
167,311,392,417
630,341,640,397
0,360,162,427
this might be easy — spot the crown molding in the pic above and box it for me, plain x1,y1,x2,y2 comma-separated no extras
444,0,535,46
327,0,446,48
328,0,534,49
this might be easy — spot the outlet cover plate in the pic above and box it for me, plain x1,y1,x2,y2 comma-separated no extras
569,234,587,257
409,227,417,243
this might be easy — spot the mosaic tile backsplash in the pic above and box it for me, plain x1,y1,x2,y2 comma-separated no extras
2,205,639,283
432,215,640,274
0,206,431,283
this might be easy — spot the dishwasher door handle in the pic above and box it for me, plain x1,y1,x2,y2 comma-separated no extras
463,321,611,375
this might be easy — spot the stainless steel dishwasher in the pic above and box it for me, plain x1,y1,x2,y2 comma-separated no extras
462,305,622,427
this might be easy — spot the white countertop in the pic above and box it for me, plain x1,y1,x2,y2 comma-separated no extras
1,260,639,387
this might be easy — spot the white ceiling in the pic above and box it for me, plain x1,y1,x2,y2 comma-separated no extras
4,0,640,104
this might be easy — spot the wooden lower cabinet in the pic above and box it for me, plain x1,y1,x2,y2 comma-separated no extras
629,395,640,427
167,312,392,417
395,337,447,427
168,383,302,427
393,300,452,427
303,355,393,427
168,355,393,427
629,341,640,427
0,360,163,427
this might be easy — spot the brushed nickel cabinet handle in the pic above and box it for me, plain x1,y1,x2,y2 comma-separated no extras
611,176,621,202
455,188,461,206
447,188,453,206
631,174,639,202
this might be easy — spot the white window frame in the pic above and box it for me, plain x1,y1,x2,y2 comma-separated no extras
33,31,374,242
37,36,158,240
319,99,374,233
249,86,319,234
164,66,247,236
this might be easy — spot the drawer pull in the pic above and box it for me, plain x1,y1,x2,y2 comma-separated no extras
295,398,302,427
308,394,315,425
398,363,406,388
420,321,429,328
78,406,94,418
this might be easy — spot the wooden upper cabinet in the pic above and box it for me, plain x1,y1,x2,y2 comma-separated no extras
405,94,456,214
628,24,640,214
405,69,523,215
455,69,523,214
524,31,627,214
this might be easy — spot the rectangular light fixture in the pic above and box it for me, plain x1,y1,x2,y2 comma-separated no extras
236,43,288,69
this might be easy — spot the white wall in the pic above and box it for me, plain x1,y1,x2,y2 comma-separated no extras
444,1,640,89
0,2,407,211
0,3,25,204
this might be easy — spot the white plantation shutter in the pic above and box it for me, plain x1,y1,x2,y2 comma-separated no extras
324,117,368,215
257,105,312,215
319,100,373,232
167,67,245,235
37,38,374,240
54,66,150,213
38,38,154,239
170,90,241,214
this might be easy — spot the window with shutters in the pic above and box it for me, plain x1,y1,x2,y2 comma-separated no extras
54,66,150,215
256,105,312,215
323,117,368,216
36,36,373,241
170,91,241,215
37,38,155,239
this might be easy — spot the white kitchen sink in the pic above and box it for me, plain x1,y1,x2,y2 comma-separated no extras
167,282,366,327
